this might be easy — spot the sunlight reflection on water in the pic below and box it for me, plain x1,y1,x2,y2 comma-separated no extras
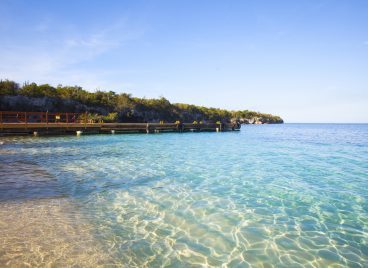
0,124,367,267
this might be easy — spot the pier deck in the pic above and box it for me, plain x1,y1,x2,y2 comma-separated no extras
0,111,240,136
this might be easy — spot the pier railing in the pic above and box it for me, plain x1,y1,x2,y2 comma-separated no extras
0,111,85,124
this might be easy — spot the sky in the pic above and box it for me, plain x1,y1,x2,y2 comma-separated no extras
0,0,367,123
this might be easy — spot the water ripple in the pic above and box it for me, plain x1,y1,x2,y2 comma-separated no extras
0,124,367,267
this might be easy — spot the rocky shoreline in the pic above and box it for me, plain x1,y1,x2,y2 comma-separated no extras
0,80,284,124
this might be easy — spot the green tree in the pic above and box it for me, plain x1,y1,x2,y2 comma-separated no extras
0,79,19,95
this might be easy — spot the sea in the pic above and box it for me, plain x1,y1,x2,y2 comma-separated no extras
0,124,367,267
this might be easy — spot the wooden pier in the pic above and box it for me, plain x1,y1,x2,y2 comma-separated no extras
0,111,240,136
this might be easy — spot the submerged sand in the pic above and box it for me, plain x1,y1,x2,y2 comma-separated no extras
0,198,114,267
0,156,114,267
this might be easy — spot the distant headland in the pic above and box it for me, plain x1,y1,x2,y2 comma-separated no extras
0,79,283,124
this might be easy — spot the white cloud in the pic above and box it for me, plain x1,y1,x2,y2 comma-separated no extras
0,18,145,90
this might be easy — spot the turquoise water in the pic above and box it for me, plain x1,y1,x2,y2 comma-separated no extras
1,124,368,267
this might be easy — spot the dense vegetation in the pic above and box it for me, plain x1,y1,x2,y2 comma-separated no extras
0,79,283,123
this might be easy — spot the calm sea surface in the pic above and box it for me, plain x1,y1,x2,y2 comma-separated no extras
0,124,367,267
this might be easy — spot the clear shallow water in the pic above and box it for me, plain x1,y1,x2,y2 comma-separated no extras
0,124,368,267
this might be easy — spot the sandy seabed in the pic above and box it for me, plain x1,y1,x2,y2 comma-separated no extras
0,152,113,267
0,198,113,267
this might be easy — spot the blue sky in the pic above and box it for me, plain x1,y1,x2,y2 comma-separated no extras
1,0,367,122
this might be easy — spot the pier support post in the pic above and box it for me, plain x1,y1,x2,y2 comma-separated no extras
216,122,223,132
25,112,28,130
146,123,151,134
